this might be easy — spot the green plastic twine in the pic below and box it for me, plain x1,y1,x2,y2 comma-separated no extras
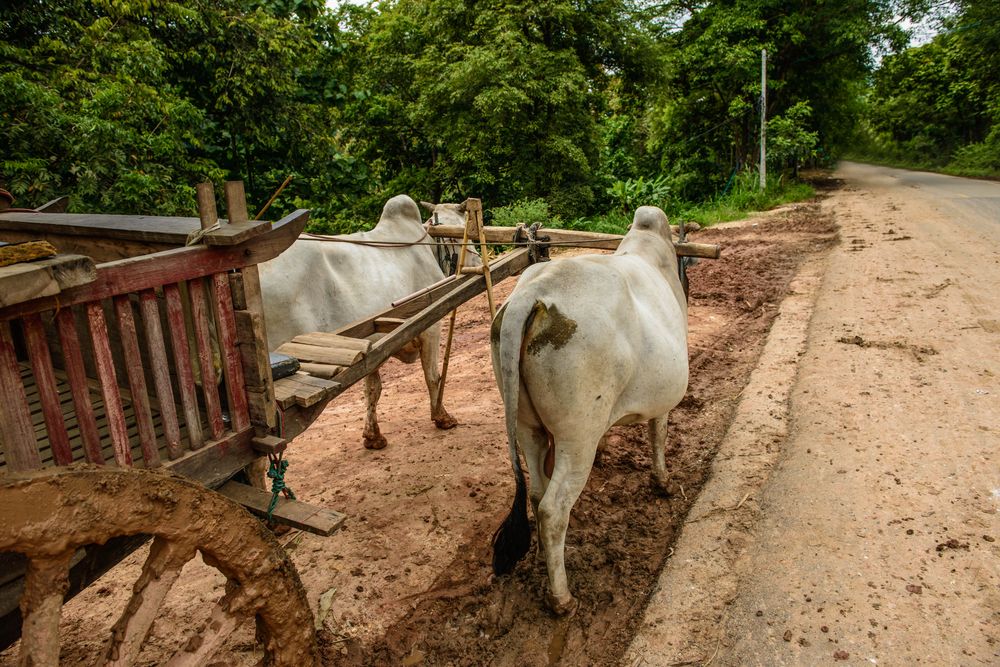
266,456,296,520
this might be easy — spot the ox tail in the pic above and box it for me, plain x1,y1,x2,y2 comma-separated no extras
491,298,542,576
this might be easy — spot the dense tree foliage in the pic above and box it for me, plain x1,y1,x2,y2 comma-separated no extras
855,0,1000,175
0,0,948,228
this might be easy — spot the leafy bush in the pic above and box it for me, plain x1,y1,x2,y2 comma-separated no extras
489,198,560,227
606,175,670,214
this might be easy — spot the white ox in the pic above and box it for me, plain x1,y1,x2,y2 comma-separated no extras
259,194,474,449
490,206,689,614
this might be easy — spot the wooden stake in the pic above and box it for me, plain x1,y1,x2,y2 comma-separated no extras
224,181,249,224
196,182,218,230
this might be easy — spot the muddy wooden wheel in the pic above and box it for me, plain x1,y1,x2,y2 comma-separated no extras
0,465,319,667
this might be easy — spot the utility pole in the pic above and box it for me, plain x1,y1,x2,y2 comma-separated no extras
759,48,767,191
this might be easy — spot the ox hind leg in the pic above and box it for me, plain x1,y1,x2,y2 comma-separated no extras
516,424,551,561
537,435,599,616
418,327,458,430
362,370,388,450
648,415,672,494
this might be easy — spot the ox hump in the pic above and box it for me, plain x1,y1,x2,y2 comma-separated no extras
525,301,578,356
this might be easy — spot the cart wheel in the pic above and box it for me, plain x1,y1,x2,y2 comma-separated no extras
0,465,319,667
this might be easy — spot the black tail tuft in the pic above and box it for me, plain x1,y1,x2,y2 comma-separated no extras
491,474,531,575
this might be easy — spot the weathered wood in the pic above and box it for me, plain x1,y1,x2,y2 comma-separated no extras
274,342,363,367
164,283,204,449
374,317,405,333
188,278,225,441
224,181,250,224
203,221,271,246
250,435,287,455
0,254,97,308
114,295,160,467
139,290,183,459
427,224,722,258
289,332,371,353
246,389,277,428
55,308,104,463
86,301,132,466
272,374,340,409
218,481,346,536
211,272,250,432
165,428,255,490
0,212,205,244
22,314,72,465
0,209,309,321
234,311,271,391
196,182,218,230
297,362,345,379
330,248,532,399
0,321,42,470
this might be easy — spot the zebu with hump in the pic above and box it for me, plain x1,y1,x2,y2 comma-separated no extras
259,194,476,449
490,206,689,614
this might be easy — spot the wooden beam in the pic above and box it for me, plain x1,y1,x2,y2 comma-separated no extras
0,254,96,308
0,209,308,321
427,224,721,258
218,481,346,536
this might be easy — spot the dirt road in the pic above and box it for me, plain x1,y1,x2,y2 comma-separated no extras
629,162,1000,666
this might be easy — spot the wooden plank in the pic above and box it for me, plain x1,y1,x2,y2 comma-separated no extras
331,249,532,399
0,321,42,470
114,296,160,467
0,211,204,244
211,272,250,432
34,196,69,213
274,342,363,367
250,435,287,455
164,283,204,449
298,362,345,379
165,428,255,490
374,317,405,333
218,481,346,536
427,224,722,258
188,279,225,440
139,290,183,459
0,254,97,308
271,375,339,409
290,332,371,353
224,181,250,224
203,221,271,246
22,314,72,465
246,389,277,429
0,209,309,321
55,309,103,463
86,302,132,466
234,311,271,391
196,182,218,230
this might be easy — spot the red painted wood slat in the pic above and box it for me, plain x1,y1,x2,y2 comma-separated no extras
164,284,204,449
0,321,42,470
86,301,132,466
211,272,249,432
188,279,225,440
22,313,73,465
55,308,104,464
113,296,159,467
138,290,183,459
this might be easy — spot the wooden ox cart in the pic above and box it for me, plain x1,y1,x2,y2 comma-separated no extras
0,186,719,665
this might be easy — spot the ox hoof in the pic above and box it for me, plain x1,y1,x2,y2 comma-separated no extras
433,413,458,430
651,474,674,497
547,593,579,617
363,434,388,450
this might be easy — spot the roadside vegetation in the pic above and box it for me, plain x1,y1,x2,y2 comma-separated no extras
1,0,937,232
850,0,1000,179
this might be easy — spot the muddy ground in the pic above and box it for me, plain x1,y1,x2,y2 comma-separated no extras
1,181,839,666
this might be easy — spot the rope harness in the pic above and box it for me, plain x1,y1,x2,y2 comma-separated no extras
266,452,296,520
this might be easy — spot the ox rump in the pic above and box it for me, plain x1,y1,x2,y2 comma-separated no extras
490,206,689,615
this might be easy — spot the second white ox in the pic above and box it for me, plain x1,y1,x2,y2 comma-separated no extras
259,194,473,449
490,205,689,614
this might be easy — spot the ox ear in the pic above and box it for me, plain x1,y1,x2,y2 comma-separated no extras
419,201,437,213
456,200,467,214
